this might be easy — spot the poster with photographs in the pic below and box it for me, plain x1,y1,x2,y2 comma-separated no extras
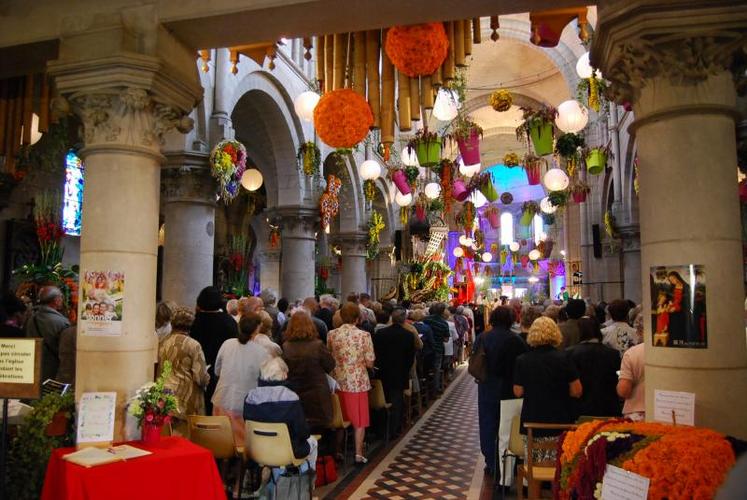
80,271,124,336
650,265,706,348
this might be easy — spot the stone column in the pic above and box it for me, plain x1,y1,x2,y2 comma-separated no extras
594,0,747,438
371,245,396,300
161,153,216,306
259,249,281,295
48,9,202,439
335,232,369,299
618,224,642,304
209,48,235,146
278,206,317,301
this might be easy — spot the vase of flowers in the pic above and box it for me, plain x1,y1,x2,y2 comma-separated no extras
585,146,611,175
409,130,442,167
128,361,179,445
210,139,247,203
516,106,557,156
391,169,411,195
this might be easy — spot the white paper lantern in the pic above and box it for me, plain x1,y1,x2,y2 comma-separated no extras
540,197,558,214
453,246,464,258
424,182,441,199
528,276,539,284
528,249,541,261
395,191,413,207
481,252,493,263
555,100,589,133
544,168,570,192
509,241,520,252
241,168,264,191
401,146,420,167
433,88,459,121
360,159,381,180
470,189,488,208
576,52,602,80
459,235,473,247
293,91,320,122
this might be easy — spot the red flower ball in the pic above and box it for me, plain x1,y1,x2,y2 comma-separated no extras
385,23,449,77
314,89,373,149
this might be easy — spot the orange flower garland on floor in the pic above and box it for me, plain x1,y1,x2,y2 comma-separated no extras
313,89,373,148
384,23,449,77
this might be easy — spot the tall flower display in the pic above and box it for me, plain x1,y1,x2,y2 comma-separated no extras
225,235,250,296
210,139,247,202
313,89,373,149
33,191,64,267
367,210,385,260
384,23,449,77
320,175,342,230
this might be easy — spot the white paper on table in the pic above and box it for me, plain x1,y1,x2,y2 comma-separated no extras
653,389,695,426
77,392,117,444
601,464,649,500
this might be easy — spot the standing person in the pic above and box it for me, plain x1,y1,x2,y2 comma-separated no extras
155,301,176,342
519,306,542,343
602,300,639,356
190,286,239,415
372,308,416,438
317,294,337,331
281,297,328,344
451,306,469,364
212,312,271,445
473,306,528,481
26,286,70,382
158,307,210,433
327,302,375,464
617,338,645,421
513,317,582,461
0,292,27,338
276,297,289,327
225,299,239,321
410,309,435,382
566,317,621,418
56,324,77,385
443,310,458,381
559,299,586,348
423,303,450,395
282,311,336,430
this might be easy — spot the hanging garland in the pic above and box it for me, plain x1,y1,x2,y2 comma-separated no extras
439,159,454,214
296,141,321,177
320,175,342,230
313,88,373,149
367,210,385,260
384,23,449,77
363,179,377,202
209,139,247,203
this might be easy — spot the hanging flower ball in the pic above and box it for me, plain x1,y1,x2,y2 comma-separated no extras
313,88,373,148
500,192,514,205
385,23,449,77
503,152,521,167
489,89,513,112
210,139,247,203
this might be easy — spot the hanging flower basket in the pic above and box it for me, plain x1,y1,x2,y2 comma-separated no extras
391,169,411,195
409,130,442,167
485,206,501,229
520,201,539,226
572,191,587,203
210,139,247,203
313,88,373,148
523,154,543,185
517,106,557,157
384,23,449,77
586,148,608,175
457,129,482,166
529,122,554,156
297,141,321,177
452,178,469,202
479,173,498,202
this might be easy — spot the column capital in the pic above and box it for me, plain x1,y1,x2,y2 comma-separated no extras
617,223,641,252
161,152,217,205
275,205,319,239
332,231,369,258
591,0,747,105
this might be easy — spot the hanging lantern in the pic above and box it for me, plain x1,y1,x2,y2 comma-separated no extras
540,197,558,214
555,100,589,133
453,246,464,258
509,241,520,252
424,182,441,199
241,168,263,191
360,159,381,180
459,235,473,247
470,189,488,209
528,249,541,261
576,52,602,79
401,146,420,167
293,91,320,122
433,88,459,121
395,191,413,207
544,168,570,192
481,252,493,263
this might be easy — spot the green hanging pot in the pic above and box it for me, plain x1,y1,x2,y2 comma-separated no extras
529,122,554,156
520,209,534,226
480,177,498,202
415,140,442,167
586,149,608,175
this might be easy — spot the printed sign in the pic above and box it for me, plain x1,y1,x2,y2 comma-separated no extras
0,339,41,399
654,389,695,426
80,270,125,336
650,265,706,348
77,392,117,445
601,464,650,500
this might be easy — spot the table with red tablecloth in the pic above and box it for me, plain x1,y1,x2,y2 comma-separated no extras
41,436,226,500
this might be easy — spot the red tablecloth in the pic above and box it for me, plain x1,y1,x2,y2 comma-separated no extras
41,436,226,500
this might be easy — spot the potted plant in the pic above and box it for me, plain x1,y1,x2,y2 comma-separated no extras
584,144,612,175
555,132,586,160
450,116,483,166
128,360,179,444
452,177,469,202
404,165,420,191
520,201,540,226
570,180,591,203
391,168,411,195
577,75,608,113
516,106,557,156
408,129,442,167
473,172,498,202
523,153,543,185
548,189,569,208
485,205,501,229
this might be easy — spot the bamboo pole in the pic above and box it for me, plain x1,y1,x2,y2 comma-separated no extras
421,76,434,110
324,34,334,93
397,70,411,132
464,19,473,56
316,35,326,90
333,33,346,90
490,16,500,42
433,65,443,88
365,30,380,129
409,76,420,122
39,74,49,133
454,21,466,67
22,73,33,145
444,22,455,81
353,32,366,96
473,18,482,43
380,30,395,145
3,80,16,158
0,80,7,156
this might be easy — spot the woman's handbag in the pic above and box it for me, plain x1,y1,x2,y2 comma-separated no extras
468,338,488,383
314,456,337,487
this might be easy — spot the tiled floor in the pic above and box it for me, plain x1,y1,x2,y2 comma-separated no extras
343,366,486,500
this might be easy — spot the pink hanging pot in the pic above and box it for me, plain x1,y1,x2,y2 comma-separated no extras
525,162,542,185
487,209,500,229
452,178,469,202
391,169,411,195
457,129,481,166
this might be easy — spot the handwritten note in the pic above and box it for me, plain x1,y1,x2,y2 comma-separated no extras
0,339,36,384
601,465,649,500
77,392,116,444
654,389,695,426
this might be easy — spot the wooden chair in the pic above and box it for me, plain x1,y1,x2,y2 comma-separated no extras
187,415,244,494
368,379,392,445
500,416,525,500
517,422,577,500
575,415,618,425
329,392,351,471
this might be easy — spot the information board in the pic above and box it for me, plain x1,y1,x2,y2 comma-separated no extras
601,464,650,500
77,392,117,447
0,338,41,399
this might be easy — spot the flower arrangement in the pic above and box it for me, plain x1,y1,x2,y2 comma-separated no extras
456,201,476,236
367,210,385,260
297,141,321,177
313,88,373,148
128,361,179,429
407,129,443,168
570,180,591,203
438,159,454,213
225,235,249,296
320,175,342,230
404,165,420,191
489,89,513,112
520,200,540,225
401,258,452,302
555,132,586,159
604,210,619,238
363,179,377,202
210,139,247,202
449,115,483,142
516,106,557,156
384,23,449,77
577,76,608,113
556,419,736,500
34,191,64,267
503,152,521,167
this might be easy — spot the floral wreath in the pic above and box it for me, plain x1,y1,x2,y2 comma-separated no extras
209,139,247,202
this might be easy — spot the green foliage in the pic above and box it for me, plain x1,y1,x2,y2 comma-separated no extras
6,392,76,500
429,198,444,212
548,190,569,207
555,133,586,159
515,106,558,143
128,361,179,426
297,141,321,177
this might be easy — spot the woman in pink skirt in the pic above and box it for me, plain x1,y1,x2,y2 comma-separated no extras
327,302,375,464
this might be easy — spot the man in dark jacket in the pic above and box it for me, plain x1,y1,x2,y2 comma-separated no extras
423,302,450,395
373,308,416,436
25,286,71,382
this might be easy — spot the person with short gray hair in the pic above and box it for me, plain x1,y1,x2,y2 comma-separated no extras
26,286,71,382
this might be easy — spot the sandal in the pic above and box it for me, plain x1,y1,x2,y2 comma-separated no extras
354,454,368,465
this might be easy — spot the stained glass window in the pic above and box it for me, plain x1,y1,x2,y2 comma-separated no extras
62,150,84,236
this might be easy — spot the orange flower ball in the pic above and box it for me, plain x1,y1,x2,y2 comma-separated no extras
385,23,449,77
313,88,374,148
